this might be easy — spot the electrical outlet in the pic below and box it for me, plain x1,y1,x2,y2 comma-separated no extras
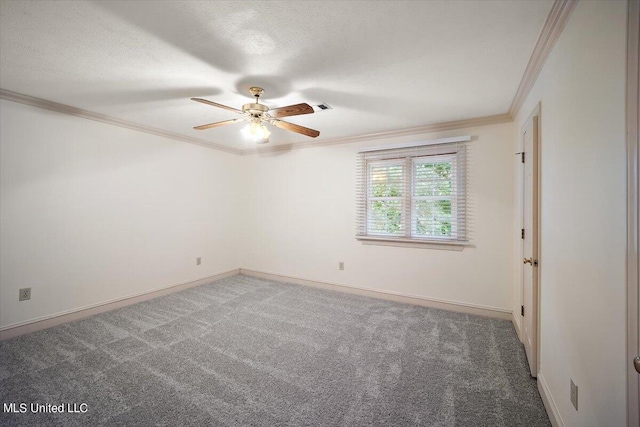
19,287,31,301
339,262,344,271
196,257,202,265
570,379,578,410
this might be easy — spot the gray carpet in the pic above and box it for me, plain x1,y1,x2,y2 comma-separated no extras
0,274,550,426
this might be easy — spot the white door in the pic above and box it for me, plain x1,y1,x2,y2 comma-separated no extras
521,111,539,378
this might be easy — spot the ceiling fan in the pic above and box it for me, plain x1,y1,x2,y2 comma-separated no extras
191,87,320,144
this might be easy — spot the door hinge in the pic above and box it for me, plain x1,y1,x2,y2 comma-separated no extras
521,152,525,163
521,305,525,316
521,229,525,239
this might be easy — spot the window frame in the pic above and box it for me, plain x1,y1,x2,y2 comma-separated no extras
357,142,468,247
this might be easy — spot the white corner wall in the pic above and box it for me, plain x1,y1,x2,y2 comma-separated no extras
0,100,241,328
514,1,628,426
239,122,515,313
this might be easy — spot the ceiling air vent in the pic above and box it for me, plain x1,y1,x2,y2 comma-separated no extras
316,103,332,111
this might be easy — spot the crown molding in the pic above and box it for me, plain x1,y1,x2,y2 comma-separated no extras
0,89,242,155
241,113,512,155
0,88,511,156
509,0,578,118
0,3,571,157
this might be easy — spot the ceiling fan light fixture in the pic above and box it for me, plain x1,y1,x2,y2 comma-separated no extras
242,121,271,142
192,87,319,142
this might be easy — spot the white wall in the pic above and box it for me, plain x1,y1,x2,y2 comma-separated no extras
0,100,241,328
0,103,516,327
514,1,628,425
240,122,515,313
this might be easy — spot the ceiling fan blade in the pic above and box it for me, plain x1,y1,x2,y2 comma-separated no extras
272,119,320,138
193,118,244,130
270,103,314,118
191,97,243,114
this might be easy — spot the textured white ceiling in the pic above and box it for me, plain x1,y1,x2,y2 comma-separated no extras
0,0,552,149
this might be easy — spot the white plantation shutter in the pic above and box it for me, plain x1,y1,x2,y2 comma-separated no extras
356,137,469,243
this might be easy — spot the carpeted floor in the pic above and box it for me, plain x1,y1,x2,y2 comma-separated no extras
0,274,550,426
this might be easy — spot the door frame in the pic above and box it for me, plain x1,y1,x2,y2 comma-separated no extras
520,103,541,377
626,1,639,426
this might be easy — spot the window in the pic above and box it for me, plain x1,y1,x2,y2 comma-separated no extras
356,139,468,244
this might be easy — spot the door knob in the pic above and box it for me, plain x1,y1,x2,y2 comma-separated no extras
523,258,533,265
634,356,640,374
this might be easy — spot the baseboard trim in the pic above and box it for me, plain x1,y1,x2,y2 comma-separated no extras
512,313,523,342
538,372,564,427
0,268,240,340
240,269,511,320
1,268,513,339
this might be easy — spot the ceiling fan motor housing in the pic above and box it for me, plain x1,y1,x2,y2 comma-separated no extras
242,102,269,118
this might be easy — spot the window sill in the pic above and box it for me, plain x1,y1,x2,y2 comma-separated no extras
356,236,471,251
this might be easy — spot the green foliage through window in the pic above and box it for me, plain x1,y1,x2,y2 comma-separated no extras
370,201,402,234
371,165,403,197
414,162,452,197
366,157,456,238
414,160,453,237
415,199,452,236
368,164,403,235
